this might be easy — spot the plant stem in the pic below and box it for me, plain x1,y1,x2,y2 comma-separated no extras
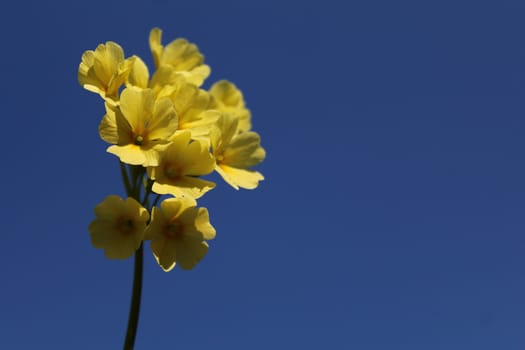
120,162,132,195
123,243,144,350
121,163,146,350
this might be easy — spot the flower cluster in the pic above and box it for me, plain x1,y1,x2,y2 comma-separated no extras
81,28,265,271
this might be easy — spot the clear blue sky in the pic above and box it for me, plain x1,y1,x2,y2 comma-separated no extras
1,0,525,349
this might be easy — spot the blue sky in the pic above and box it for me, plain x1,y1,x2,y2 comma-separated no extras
1,0,525,349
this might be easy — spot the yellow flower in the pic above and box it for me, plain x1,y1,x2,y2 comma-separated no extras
145,197,216,271
209,80,252,133
89,195,149,259
126,57,216,140
148,131,215,199
162,78,219,140
211,114,266,190
149,27,210,87
99,86,178,166
78,41,133,104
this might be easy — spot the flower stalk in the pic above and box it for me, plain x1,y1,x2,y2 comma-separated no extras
122,165,145,350
123,243,143,350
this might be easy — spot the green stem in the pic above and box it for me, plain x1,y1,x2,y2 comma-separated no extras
120,162,132,195
120,163,147,350
141,179,153,206
129,165,144,200
123,243,144,350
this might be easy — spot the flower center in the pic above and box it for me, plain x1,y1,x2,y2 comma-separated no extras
165,221,183,240
117,217,135,235
164,163,181,180
134,135,144,146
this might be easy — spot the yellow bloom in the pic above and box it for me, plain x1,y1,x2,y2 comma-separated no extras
211,114,265,190
126,57,216,140
162,78,219,140
145,197,216,271
78,41,133,104
99,86,178,166
89,195,149,259
149,27,210,87
209,80,252,133
148,131,215,199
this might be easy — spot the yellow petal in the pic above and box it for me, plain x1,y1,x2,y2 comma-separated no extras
149,27,163,69
179,109,219,136
98,105,119,144
152,177,215,199
144,206,166,240
103,41,125,70
171,81,201,116
216,164,264,190
223,132,266,168
176,240,209,270
168,130,192,155
92,42,125,95
127,55,150,88
93,195,124,220
151,236,178,272
147,97,178,141
160,197,197,219
180,65,210,87
162,38,204,71
78,50,99,90
212,114,239,155
124,197,150,223
107,144,151,166
149,66,181,95
209,80,251,131
141,147,161,167
107,57,134,100
209,80,244,110
181,207,216,240
119,87,154,132
178,140,215,175
90,220,139,259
